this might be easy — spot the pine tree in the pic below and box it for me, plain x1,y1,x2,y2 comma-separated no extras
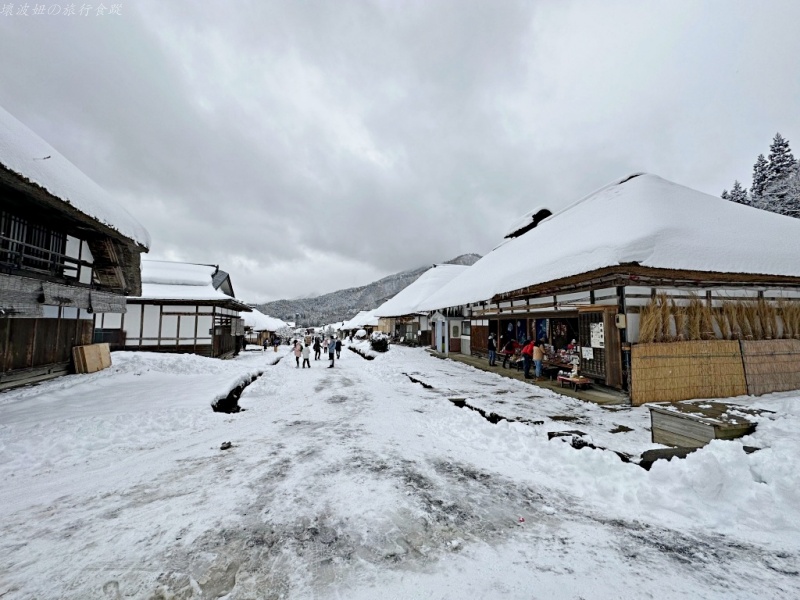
761,135,798,214
751,154,769,200
729,180,749,205
721,189,730,200
767,133,796,184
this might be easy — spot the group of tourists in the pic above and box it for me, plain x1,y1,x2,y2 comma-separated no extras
291,336,342,369
261,336,281,352
489,333,547,380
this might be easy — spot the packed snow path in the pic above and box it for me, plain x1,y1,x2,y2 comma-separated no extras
1,346,799,599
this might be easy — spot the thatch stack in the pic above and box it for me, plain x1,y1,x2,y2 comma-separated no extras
637,296,800,343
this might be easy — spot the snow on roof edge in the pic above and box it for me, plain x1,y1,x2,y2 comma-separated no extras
0,105,151,248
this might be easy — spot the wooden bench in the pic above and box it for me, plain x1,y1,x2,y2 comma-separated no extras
557,375,592,390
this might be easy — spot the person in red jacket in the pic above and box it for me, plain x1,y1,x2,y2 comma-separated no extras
521,339,534,379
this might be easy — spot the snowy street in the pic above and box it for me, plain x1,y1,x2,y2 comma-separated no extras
2,345,799,599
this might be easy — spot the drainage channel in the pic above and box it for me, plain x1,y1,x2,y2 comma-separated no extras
403,372,542,425
349,346,374,360
212,371,264,413
404,373,672,468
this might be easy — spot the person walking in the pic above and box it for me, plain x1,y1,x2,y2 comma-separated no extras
533,339,547,380
335,337,342,359
293,341,302,368
487,334,497,366
262,338,269,353
313,337,321,361
521,339,534,379
327,337,336,368
301,343,311,368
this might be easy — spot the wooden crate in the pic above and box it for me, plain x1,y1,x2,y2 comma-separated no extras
72,343,112,374
649,401,757,448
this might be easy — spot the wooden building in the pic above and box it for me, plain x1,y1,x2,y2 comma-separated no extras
93,260,251,358
419,174,800,399
243,308,288,346
341,310,379,338
1,106,149,389
374,264,468,346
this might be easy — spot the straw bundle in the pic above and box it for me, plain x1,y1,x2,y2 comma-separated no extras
758,299,776,339
658,293,672,342
778,300,792,339
737,302,754,339
783,302,800,339
716,306,731,340
687,294,703,341
745,302,763,339
672,299,687,341
700,302,715,340
723,301,741,339
638,299,658,344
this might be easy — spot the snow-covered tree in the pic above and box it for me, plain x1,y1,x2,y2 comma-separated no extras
767,133,796,184
720,189,730,200
729,180,749,205
751,154,769,199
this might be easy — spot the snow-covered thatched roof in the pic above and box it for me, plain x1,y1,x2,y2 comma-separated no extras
342,309,380,329
420,173,800,310
132,260,250,310
373,264,469,318
0,105,150,248
243,308,288,332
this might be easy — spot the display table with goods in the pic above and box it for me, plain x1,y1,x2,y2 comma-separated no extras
557,374,593,390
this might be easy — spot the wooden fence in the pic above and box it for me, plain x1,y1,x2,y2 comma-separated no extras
631,340,747,405
740,339,800,396
631,339,800,405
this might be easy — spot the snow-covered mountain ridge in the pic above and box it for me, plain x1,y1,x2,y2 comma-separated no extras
258,253,481,326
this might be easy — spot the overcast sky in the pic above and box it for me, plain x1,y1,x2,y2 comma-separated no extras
2,0,799,303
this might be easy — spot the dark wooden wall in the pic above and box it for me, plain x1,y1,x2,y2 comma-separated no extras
0,317,93,387
472,325,489,354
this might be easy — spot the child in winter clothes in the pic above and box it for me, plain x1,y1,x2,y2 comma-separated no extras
293,342,302,367
301,344,311,368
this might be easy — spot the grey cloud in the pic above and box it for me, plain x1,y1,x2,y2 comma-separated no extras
2,0,800,303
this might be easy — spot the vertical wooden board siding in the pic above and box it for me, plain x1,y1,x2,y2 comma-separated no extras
741,339,800,396
631,340,747,405
0,319,10,371
603,309,623,388
9,319,36,370
471,325,488,353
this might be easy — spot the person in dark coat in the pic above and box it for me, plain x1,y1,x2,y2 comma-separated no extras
313,338,321,360
335,338,342,359
487,334,497,366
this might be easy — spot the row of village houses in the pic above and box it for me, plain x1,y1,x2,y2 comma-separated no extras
0,106,286,390
4,104,800,402
335,173,800,404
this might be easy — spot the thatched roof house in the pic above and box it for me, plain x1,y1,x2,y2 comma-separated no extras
420,173,800,400
1,106,149,388
373,263,468,345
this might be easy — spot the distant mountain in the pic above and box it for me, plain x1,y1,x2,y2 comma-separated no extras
257,253,481,327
